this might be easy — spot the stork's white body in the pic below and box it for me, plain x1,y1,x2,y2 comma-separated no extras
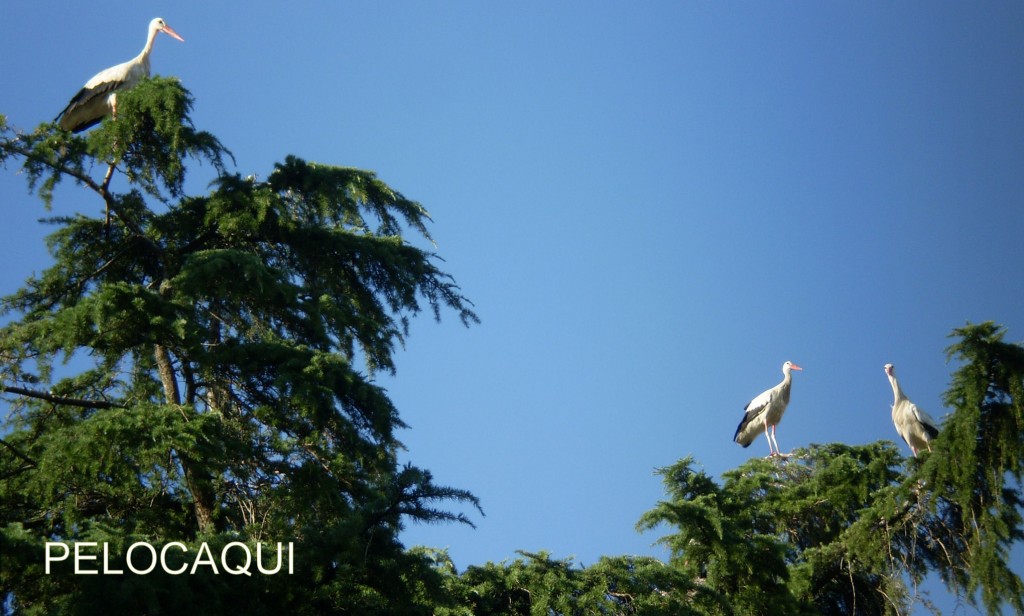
55,18,184,133
734,361,802,456
885,364,939,457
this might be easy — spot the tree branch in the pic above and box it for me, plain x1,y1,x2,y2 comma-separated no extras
1,385,122,409
3,136,152,241
0,437,37,468
154,344,181,406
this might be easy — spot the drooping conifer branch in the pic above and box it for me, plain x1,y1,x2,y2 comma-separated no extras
0,384,122,409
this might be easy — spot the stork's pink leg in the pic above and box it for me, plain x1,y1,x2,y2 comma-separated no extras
764,418,774,456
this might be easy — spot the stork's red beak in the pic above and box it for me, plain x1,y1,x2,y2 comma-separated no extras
162,25,185,42
790,364,803,371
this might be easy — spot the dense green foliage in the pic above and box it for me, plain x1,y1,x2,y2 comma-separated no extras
2,82,1022,614
486,325,1021,616
0,80,480,614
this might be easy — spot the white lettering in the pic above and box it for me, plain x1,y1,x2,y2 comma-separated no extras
256,542,281,574
102,543,123,575
75,542,98,575
126,542,157,574
160,542,189,575
45,542,70,574
44,540,292,575
221,542,252,576
190,542,219,574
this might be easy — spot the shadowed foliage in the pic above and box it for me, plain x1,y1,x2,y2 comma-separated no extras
2,82,1021,615
1,79,479,615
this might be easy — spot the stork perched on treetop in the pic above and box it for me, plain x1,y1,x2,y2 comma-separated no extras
733,361,803,457
885,363,940,457
55,18,184,133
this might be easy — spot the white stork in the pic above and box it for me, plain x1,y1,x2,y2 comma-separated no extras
55,18,184,133
884,363,939,457
733,361,802,457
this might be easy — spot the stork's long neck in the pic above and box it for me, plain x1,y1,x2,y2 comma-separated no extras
778,369,793,402
136,26,160,71
888,374,905,404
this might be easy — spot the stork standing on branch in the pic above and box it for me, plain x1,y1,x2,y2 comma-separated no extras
884,363,940,457
733,361,803,457
55,17,184,133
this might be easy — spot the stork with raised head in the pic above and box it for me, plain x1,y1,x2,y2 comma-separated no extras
884,363,939,457
733,361,803,457
55,18,184,133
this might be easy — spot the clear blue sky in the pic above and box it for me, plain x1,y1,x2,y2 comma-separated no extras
2,2,1022,612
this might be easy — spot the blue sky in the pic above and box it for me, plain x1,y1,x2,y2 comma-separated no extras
2,2,1023,612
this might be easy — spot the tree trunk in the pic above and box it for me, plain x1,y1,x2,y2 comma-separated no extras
154,343,217,534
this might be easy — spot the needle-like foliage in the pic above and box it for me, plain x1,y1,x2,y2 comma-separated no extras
2,82,1021,616
632,324,1024,615
0,78,480,614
